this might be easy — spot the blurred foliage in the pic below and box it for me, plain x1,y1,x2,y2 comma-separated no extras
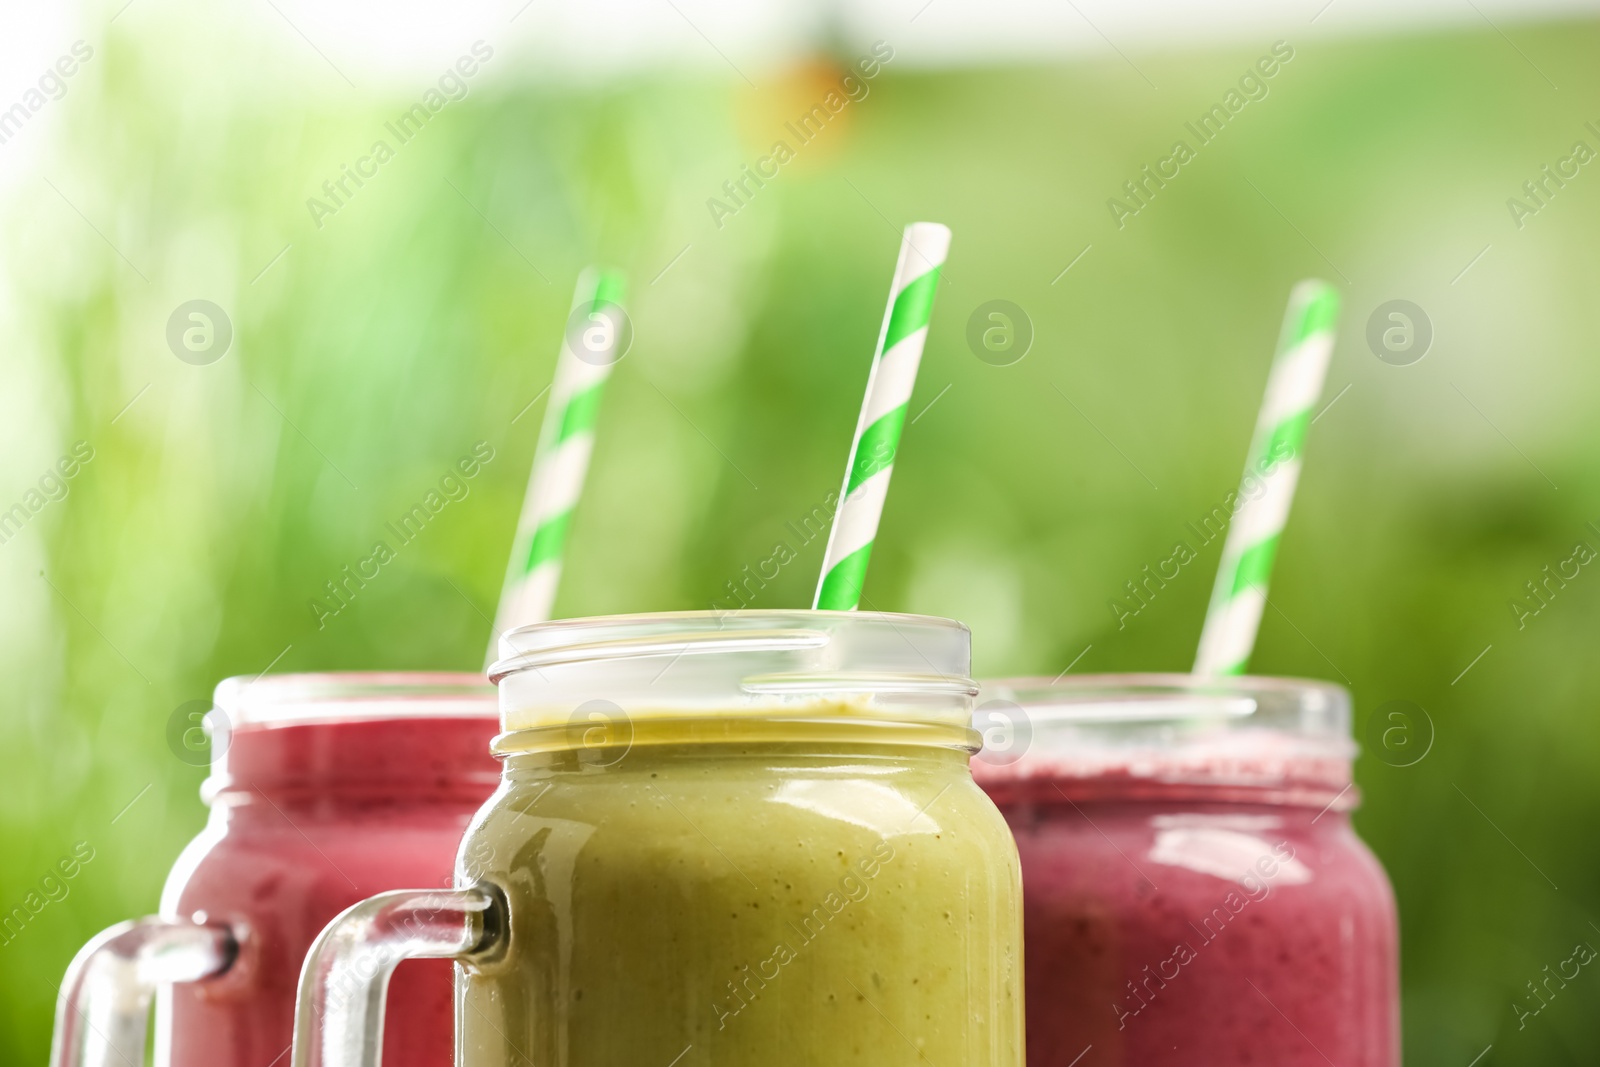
5,9,1600,1064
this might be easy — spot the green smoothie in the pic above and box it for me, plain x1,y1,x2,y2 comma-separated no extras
455,720,1024,1067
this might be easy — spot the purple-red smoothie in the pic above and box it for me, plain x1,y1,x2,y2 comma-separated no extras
973,675,1399,1067
157,673,499,1067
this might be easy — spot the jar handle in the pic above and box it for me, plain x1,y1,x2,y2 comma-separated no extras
51,916,239,1067
292,885,505,1067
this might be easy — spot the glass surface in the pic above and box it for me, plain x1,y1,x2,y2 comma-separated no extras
974,675,1398,1067
456,610,1023,1067
214,671,501,727
978,673,1352,802
492,609,976,731
157,673,498,1067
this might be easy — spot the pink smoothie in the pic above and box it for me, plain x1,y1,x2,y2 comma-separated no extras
156,674,499,1067
974,676,1399,1067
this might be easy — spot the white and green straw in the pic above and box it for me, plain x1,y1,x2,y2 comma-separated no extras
1193,280,1339,675
814,222,951,611
489,268,625,653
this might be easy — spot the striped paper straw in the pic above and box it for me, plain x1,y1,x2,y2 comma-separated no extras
814,222,951,611
489,269,624,654
1193,280,1339,676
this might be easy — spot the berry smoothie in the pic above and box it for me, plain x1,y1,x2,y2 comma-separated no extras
973,675,1399,1067
156,673,500,1067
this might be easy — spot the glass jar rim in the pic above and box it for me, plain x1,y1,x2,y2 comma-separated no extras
973,672,1354,801
490,610,976,744
214,671,496,728
980,672,1348,728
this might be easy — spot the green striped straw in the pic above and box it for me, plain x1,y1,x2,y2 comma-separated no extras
489,269,625,657
814,222,951,611
1193,280,1339,675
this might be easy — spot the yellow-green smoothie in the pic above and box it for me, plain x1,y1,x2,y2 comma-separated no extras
456,716,1023,1067
281,615,1021,1067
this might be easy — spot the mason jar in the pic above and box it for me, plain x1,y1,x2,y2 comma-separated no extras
51,673,499,1067
293,611,1024,1067
972,674,1398,1067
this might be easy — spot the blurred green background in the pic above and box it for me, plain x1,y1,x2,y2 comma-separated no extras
4,3,1600,1062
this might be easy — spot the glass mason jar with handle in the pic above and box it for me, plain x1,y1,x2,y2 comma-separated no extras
51,673,499,1067
293,611,1024,1067
972,674,1399,1067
